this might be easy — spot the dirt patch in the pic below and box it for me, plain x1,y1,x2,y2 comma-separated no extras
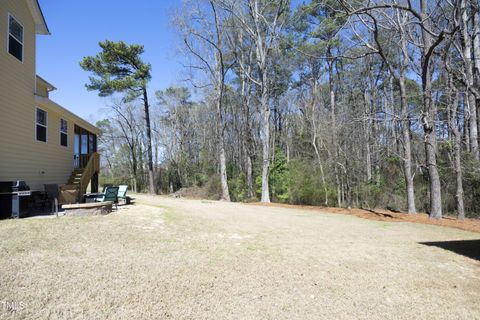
168,177,222,200
170,186,210,199
249,202,480,234
170,185,220,200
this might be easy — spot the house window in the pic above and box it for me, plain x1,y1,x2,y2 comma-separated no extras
89,134,95,153
36,108,47,142
8,14,23,62
60,119,68,147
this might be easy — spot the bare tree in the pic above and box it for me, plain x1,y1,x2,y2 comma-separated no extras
178,0,232,201
353,6,418,213
221,0,288,202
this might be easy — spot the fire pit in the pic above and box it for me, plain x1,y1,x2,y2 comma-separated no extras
62,201,113,216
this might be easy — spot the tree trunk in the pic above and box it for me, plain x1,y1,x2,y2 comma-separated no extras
420,0,442,219
467,94,479,159
399,72,417,214
311,81,329,206
473,3,480,138
447,81,465,220
423,87,442,219
260,79,271,203
215,86,230,202
465,109,471,152
219,139,230,201
131,146,138,193
246,155,253,199
240,69,254,200
367,61,380,186
461,0,479,160
313,140,329,206
143,88,156,194
474,3,480,79
328,60,341,207
364,88,372,182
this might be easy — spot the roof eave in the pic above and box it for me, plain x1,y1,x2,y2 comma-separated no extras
36,75,57,92
27,0,50,35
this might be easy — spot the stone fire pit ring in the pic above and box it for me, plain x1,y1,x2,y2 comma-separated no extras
62,201,113,216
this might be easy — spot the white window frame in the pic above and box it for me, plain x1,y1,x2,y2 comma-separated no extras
7,13,24,63
60,118,68,147
35,107,48,143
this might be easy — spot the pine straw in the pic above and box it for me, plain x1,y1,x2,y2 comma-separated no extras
249,203,480,234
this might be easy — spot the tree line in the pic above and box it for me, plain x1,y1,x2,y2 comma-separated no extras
81,0,480,220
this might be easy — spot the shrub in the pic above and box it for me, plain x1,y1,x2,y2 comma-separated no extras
270,149,290,202
228,172,247,202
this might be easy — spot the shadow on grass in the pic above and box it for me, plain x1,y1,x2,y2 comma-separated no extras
419,239,480,261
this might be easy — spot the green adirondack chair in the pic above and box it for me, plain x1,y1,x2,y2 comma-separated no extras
117,185,129,204
94,186,119,209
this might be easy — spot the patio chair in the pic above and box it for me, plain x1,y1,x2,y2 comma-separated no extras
31,191,49,213
94,186,119,209
44,184,59,216
117,185,129,204
83,184,114,203
102,184,113,192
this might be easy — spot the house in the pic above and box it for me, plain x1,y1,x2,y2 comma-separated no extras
0,0,100,200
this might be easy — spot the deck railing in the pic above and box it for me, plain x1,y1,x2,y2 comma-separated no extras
78,152,100,197
74,154,95,169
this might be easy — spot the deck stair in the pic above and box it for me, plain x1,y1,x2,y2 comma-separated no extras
65,153,100,201
67,169,84,186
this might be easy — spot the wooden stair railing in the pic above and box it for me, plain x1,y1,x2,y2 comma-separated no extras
78,152,100,198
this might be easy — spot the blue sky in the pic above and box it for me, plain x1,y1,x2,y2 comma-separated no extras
36,0,183,124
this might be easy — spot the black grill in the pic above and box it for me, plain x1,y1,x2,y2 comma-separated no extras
0,181,31,219
0,181,30,193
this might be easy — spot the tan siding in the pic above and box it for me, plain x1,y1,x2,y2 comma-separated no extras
35,81,49,97
0,104,77,191
0,1,86,191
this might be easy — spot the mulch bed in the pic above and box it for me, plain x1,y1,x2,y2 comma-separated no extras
249,202,480,234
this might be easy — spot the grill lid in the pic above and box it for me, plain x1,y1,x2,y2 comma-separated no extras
0,181,30,193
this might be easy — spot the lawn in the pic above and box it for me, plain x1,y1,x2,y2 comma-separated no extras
0,194,478,319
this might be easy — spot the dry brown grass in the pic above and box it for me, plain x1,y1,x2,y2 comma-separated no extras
0,195,479,319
